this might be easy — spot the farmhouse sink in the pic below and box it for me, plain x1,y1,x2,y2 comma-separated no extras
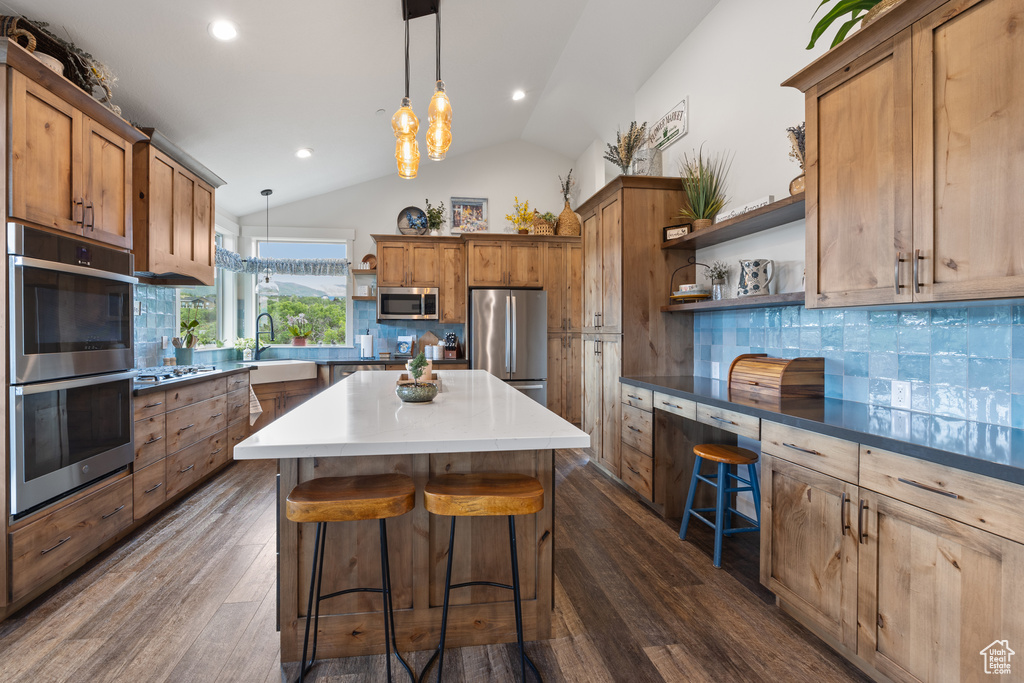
246,359,318,385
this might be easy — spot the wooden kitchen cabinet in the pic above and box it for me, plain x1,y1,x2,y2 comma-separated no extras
133,137,219,284
544,241,583,425
582,195,622,332
466,237,543,288
408,243,440,286
10,68,139,248
582,335,621,477
251,378,318,432
377,242,409,287
761,454,859,651
466,239,506,287
789,0,1024,308
439,243,466,323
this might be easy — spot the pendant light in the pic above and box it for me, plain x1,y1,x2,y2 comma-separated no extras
426,4,452,161
392,16,420,179
254,189,279,296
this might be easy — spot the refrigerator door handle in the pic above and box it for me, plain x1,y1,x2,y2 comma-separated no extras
505,295,512,373
510,295,518,374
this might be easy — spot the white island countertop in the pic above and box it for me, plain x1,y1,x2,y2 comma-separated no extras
233,369,590,460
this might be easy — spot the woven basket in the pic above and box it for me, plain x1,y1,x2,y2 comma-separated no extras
556,200,581,236
0,17,92,93
532,210,554,236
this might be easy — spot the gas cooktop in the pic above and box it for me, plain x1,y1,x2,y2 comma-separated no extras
135,364,218,384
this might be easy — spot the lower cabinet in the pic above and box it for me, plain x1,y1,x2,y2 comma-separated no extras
251,378,318,431
547,333,582,426
582,335,621,476
133,459,168,520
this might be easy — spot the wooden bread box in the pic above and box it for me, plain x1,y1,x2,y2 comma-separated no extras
728,354,824,400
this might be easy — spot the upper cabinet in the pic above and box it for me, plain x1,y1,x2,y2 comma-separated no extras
377,240,441,287
789,0,1024,308
10,68,137,249
133,130,223,285
465,237,543,288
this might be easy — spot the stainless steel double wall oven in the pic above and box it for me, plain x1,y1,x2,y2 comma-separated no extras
8,224,138,516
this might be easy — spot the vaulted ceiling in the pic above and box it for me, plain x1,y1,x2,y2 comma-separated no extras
5,0,718,216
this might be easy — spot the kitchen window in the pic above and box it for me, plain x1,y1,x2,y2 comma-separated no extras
178,235,232,347
256,241,350,346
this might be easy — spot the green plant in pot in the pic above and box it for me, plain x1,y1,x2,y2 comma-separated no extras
234,337,256,361
396,352,438,403
174,306,200,365
807,0,887,50
425,199,446,233
678,146,732,230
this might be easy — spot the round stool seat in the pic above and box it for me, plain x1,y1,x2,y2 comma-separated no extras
693,444,759,465
424,473,544,517
286,473,415,523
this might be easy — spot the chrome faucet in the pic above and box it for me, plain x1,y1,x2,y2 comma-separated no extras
255,313,275,360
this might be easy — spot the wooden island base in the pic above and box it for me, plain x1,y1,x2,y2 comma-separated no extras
277,449,554,662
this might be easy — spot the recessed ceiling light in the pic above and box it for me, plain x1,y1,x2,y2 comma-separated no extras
512,90,526,101
208,20,238,41
295,148,314,159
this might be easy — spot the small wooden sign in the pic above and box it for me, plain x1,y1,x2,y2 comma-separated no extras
663,224,690,242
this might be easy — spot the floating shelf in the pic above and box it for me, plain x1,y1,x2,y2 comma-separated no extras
662,193,805,250
352,295,377,301
352,268,377,274
661,291,805,313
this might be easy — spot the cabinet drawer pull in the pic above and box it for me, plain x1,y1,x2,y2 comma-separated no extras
144,401,164,408
85,202,94,230
144,482,164,494
897,477,961,499
233,403,245,409
626,394,641,400
710,415,736,425
626,466,641,476
212,448,223,455
178,423,195,433
233,436,244,442
782,442,820,456
179,464,195,474
840,492,850,536
101,505,125,520
41,536,71,555
661,401,683,409
144,436,163,445
893,252,905,294
913,249,923,294
627,425,642,433
859,499,868,544
211,412,224,418
72,198,84,226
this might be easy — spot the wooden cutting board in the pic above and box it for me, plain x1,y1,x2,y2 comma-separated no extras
417,331,439,352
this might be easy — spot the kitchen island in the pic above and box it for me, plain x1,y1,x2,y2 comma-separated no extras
233,369,589,663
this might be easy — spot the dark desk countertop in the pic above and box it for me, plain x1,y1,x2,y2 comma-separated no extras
134,363,252,396
621,375,1024,487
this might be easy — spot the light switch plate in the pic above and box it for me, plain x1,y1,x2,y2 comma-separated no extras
711,361,720,379
162,336,169,349
134,301,142,316
891,380,911,410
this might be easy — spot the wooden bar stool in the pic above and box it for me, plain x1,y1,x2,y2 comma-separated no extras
679,444,761,568
418,473,545,683
286,473,416,683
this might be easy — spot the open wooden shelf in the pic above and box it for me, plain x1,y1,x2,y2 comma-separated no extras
661,291,805,313
352,268,377,274
661,193,805,250
351,295,377,301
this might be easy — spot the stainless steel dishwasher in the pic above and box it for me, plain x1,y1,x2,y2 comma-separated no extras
331,364,385,384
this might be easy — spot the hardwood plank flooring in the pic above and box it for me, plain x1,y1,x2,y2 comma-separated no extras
0,451,870,682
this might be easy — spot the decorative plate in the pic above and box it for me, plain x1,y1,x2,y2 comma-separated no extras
361,253,377,269
397,206,428,235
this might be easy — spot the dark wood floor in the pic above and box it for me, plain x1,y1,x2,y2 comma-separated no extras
0,451,870,682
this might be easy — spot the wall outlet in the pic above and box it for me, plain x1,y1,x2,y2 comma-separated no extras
891,409,911,439
134,301,142,316
711,361,720,379
161,336,169,349
891,380,911,410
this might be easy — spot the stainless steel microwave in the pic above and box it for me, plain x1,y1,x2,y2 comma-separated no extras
377,287,439,321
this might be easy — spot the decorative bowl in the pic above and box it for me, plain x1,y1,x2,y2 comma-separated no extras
396,382,438,403
675,284,709,295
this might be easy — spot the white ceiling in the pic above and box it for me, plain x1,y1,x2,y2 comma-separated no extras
2,0,718,217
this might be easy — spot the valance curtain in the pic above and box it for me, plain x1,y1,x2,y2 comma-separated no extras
215,245,350,277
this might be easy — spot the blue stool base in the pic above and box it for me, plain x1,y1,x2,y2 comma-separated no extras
679,456,762,568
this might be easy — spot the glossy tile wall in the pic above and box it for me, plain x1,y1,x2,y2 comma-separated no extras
133,284,178,368
694,304,1024,428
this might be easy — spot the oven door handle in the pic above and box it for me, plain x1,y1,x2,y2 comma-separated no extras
13,370,138,395
12,255,139,285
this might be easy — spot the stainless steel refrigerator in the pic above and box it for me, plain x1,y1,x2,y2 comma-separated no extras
470,289,547,406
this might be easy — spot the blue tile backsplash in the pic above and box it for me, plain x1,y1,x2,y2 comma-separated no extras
694,303,1024,428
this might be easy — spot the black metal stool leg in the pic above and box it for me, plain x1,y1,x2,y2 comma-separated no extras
299,522,326,683
379,520,394,682
381,519,417,682
508,515,526,682
418,516,457,683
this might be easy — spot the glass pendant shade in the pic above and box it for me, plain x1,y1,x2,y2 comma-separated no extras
393,97,420,179
255,273,279,296
426,80,452,161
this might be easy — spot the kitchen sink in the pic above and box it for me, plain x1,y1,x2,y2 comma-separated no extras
246,359,318,384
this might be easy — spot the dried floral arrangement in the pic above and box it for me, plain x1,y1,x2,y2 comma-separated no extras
787,122,806,170
703,261,729,282
425,199,446,232
505,196,532,233
26,19,121,115
558,168,576,202
604,122,648,175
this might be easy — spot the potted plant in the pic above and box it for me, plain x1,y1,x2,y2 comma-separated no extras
174,307,200,365
425,199,446,233
787,122,806,195
287,314,311,346
235,337,256,361
505,196,532,234
603,121,647,176
807,0,890,50
678,146,732,230
704,261,730,301
396,352,438,403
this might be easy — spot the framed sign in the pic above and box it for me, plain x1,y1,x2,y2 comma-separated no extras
450,197,488,233
650,98,689,150
663,224,690,242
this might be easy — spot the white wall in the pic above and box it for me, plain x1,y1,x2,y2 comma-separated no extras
239,140,573,262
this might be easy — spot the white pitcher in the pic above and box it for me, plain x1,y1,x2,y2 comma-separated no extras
737,259,775,296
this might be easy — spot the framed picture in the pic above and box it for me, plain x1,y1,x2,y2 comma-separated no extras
450,197,488,233
663,224,690,242
650,97,689,150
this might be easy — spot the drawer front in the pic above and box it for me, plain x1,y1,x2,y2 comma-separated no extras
227,387,249,424
133,459,167,520
165,395,228,453
620,385,653,412
166,430,227,498
226,372,250,393
165,377,227,411
621,404,653,454
860,446,1024,544
696,403,760,440
10,477,133,602
762,421,858,484
228,419,249,459
134,390,167,420
621,442,654,501
653,391,696,420
134,415,166,469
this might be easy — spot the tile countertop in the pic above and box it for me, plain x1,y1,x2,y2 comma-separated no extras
234,369,590,460
621,375,1024,487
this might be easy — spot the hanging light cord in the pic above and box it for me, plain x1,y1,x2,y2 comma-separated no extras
435,4,441,81
404,16,411,98
265,192,270,280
